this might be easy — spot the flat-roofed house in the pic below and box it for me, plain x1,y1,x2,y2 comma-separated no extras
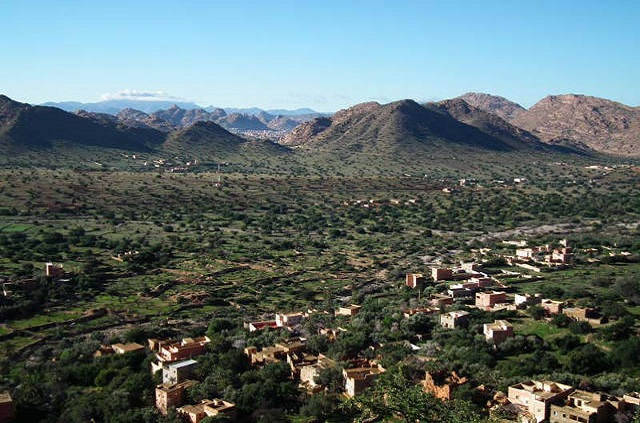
549,248,574,264
440,310,469,329
516,248,535,259
429,294,454,307
508,380,574,423
156,337,210,362
336,304,362,317
550,390,620,423
563,307,602,325
343,362,385,398
155,380,198,415
275,312,305,327
177,399,236,423
469,276,493,288
286,351,318,378
483,320,514,345
245,337,307,366
406,273,426,289
148,338,176,352
299,354,337,392
448,286,473,298
541,299,564,315
475,291,508,310
111,343,145,354
460,262,481,273
431,267,453,281
163,359,198,384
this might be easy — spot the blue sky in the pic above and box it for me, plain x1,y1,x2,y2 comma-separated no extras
1,0,638,111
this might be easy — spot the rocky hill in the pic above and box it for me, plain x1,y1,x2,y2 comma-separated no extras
425,98,543,149
282,99,539,155
0,95,163,153
151,106,220,128
457,92,526,122
163,121,289,160
216,113,269,131
512,94,640,156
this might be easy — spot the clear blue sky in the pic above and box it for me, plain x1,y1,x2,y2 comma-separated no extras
1,0,639,111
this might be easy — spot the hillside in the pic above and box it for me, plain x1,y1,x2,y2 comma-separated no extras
425,98,544,149
217,113,269,131
151,106,219,128
282,99,540,156
456,92,526,122
0,95,163,153
512,94,640,156
162,120,289,161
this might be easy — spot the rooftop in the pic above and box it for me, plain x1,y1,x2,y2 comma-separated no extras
112,342,145,352
167,359,198,369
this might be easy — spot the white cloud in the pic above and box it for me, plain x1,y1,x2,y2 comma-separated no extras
100,89,185,102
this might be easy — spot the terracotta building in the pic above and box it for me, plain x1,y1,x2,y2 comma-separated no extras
431,267,453,281
483,320,514,345
177,399,236,423
156,337,210,362
155,380,197,415
475,291,508,310
405,273,426,289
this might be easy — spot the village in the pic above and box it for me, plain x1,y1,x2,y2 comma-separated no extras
0,238,631,423
0,166,639,423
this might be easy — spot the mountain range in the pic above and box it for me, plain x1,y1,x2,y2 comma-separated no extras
0,95,288,166
2,91,639,170
42,99,325,117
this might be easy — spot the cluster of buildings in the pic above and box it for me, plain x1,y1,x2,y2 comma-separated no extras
496,380,640,423
155,380,236,423
243,335,384,398
246,306,361,333
93,332,227,422
406,262,506,305
148,335,239,422
439,311,515,346
342,198,419,208
503,240,575,272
